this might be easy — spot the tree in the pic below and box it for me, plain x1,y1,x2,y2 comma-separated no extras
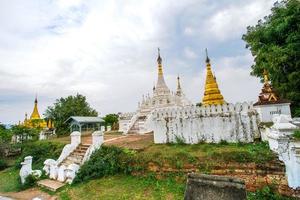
0,123,12,144
44,94,98,135
103,114,119,130
242,0,300,116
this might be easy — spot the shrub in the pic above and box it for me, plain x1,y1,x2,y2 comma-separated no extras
0,159,8,171
219,140,228,145
292,130,300,139
15,141,64,169
73,146,134,184
247,186,295,200
19,174,39,190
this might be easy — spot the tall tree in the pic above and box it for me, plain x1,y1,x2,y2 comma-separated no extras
242,0,300,116
44,94,98,135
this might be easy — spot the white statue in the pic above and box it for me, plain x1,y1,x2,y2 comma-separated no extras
49,164,58,180
19,156,41,184
43,159,57,175
57,165,67,182
65,164,80,184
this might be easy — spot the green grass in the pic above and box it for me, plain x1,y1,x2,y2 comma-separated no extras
0,168,20,192
60,175,185,200
135,142,276,169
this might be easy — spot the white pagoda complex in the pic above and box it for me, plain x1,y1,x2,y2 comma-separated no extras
119,49,192,134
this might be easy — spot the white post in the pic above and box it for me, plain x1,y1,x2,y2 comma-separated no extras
267,115,300,189
92,131,104,149
70,131,81,145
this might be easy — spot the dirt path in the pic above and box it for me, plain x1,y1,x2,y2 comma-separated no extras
104,133,154,150
0,188,57,200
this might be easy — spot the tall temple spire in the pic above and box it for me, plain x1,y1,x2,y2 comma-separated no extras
157,48,163,75
155,48,170,95
202,49,225,105
176,75,183,96
30,95,41,120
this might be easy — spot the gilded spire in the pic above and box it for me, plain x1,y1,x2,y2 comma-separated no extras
176,75,182,96
263,69,269,84
202,49,225,105
30,96,41,120
155,48,170,95
157,48,163,76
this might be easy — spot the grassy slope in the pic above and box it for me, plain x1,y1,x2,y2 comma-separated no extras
0,168,20,192
133,142,276,169
59,175,185,200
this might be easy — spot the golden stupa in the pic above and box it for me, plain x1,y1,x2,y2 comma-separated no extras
202,49,225,105
23,97,53,129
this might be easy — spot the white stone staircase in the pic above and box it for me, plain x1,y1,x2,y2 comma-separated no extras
42,131,104,185
128,115,151,134
59,143,90,166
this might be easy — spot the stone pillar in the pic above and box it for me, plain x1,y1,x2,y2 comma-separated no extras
70,131,81,145
184,174,246,200
92,131,104,148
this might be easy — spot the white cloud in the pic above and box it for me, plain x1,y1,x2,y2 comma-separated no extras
184,47,198,59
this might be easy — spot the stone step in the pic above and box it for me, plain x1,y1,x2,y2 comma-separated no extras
73,149,86,153
67,157,82,163
71,154,85,158
37,179,66,192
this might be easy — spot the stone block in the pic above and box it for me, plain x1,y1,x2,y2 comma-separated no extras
184,173,246,200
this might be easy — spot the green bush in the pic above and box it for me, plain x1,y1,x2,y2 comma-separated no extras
292,130,300,139
247,186,295,200
0,159,8,171
19,174,39,190
15,141,64,169
73,146,134,184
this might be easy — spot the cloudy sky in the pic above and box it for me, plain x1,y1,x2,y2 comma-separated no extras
0,0,276,124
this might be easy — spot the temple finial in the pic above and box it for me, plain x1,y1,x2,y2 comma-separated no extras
205,48,210,63
176,75,182,96
35,94,38,104
157,47,162,64
263,69,269,84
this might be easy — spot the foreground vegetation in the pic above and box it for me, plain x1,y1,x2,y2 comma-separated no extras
61,175,185,200
0,139,292,199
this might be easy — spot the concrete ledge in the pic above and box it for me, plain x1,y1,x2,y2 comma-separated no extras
184,173,246,200
37,179,66,192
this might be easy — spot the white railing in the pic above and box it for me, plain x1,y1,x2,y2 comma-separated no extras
81,131,104,165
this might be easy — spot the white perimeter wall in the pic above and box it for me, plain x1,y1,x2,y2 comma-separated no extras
146,102,260,144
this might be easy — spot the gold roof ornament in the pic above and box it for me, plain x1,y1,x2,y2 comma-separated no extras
254,69,290,106
202,49,225,105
